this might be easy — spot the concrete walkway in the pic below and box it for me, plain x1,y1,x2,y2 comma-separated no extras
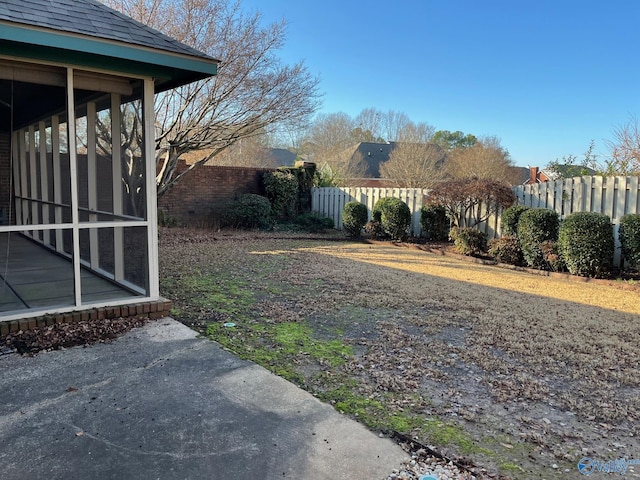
0,319,407,480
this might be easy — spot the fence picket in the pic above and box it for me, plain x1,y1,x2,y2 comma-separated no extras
628,176,639,214
312,176,640,268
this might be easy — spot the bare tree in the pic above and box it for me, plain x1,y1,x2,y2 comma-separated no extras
446,136,514,182
302,112,355,153
207,135,278,168
378,122,444,188
315,146,368,186
380,110,412,142
379,143,446,188
301,112,371,185
605,115,640,175
102,0,321,197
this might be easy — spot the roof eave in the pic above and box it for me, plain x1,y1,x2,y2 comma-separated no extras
0,22,218,90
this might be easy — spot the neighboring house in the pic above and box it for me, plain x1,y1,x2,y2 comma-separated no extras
523,166,555,184
0,0,217,324
522,165,597,185
352,142,397,178
268,148,297,168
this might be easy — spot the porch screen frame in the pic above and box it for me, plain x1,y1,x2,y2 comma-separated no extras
0,60,160,321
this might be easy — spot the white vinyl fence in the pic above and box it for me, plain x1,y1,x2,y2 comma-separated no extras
311,187,428,236
312,176,640,267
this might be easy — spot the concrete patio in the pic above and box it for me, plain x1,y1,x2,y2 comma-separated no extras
0,318,408,479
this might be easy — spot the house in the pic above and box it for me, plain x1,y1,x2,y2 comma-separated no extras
0,0,217,324
522,165,597,184
523,166,554,184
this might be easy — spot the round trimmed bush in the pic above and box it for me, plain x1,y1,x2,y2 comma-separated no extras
420,204,449,241
230,194,273,229
488,235,523,265
517,208,559,268
342,202,368,237
501,205,529,236
558,212,613,277
619,213,640,269
372,197,411,241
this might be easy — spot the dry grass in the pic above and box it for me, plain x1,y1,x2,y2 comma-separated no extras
160,228,640,478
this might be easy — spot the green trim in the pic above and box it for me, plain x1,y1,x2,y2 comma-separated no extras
0,24,216,90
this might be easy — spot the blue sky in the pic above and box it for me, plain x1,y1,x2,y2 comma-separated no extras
240,1,640,168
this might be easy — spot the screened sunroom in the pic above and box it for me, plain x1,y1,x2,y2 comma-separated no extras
0,0,217,321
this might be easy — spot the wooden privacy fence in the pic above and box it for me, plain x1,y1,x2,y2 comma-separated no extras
313,176,640,267
513,176,640,266
311,187,427,236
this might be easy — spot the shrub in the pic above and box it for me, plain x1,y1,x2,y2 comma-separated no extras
450,227,487,256
420,204,449,241
264,170,298,218
540,240,566,272
290,212,334,233
342,202,369,237
619,213,640,268
229,194,273,229
558,212,613,277
372,197,411,241
364,220,384,238
488,235,523,265
517,209,559,268
501,205,529,236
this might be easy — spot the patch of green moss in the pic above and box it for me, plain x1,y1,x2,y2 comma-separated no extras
499,462,525,473
206,321,352,383
273,323,352,367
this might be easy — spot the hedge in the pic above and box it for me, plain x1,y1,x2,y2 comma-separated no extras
558,212,613,277
619,213,640,269
517,208,559,268
372,197,411,241
342,202,369,237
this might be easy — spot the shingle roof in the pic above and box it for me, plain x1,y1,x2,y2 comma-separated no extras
0,0,214,60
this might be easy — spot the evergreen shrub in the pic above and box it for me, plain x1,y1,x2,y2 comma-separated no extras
342,202,369,237
230,194,273,229
558,212,613,277
264,170,298,218
290,212,334,232
517,209,559,268
450,227,488,255
488,235,523,265
501,205,529,236
420,204,449,241
372,197,411,241
619,213,640,268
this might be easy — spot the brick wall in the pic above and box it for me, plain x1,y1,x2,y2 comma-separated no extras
157,161,274,227
0,132,11,224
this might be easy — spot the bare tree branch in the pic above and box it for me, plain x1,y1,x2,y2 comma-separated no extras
102,0,321,197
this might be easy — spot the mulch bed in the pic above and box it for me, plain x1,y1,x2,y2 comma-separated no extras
0,316,150,356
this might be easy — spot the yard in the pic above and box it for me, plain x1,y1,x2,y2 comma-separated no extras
160,227,640,479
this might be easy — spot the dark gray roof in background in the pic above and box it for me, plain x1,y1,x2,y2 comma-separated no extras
356,142,397,178
0,0,215,60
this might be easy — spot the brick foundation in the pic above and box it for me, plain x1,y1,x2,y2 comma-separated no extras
0,298,173,336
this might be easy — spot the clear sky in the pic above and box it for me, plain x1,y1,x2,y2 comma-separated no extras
240,1,640,168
